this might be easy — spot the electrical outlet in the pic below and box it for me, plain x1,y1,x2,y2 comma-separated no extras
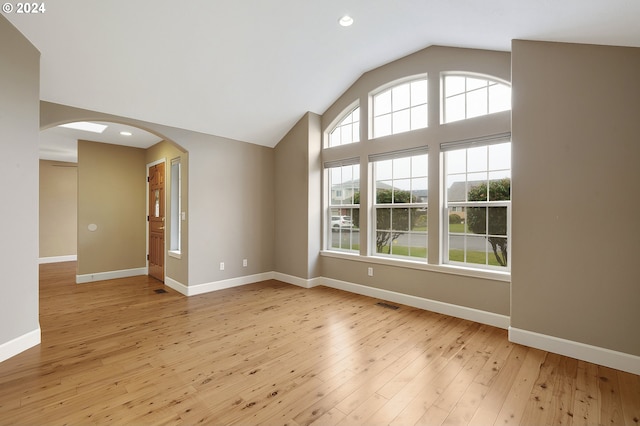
367,267,374,277
220,262,225,271
243,259,248,267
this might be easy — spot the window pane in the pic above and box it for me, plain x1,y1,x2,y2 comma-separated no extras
411,154,428,178
488,177,510,201
466,235,488,265
446,150,466,174
377,208,391,231
445,76,466,97
445,93,465,123
329,129,340,148
446,175,467,202
392,208,409,231
488,143,511,171
392,109,411,134
408,233,428,259
467,87,488,119
466,77,487,91
411,207,428,231
376,231,392,255
352,122,360,143
410,79,428,106
467,178,488,201
488,207,507,235
467,146,488,172
410,104,428,130
340,123,353,145
448,206,465,233
352,107,360,123
374,114,392,138
393,157,411,180
411,177,428,202
376,184,393,203
375,159,393,181
488,236,508,267
375,90,392,115
489,84,511,113
392,83,411,111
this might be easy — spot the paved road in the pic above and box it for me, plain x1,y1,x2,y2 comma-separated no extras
331,229,502,251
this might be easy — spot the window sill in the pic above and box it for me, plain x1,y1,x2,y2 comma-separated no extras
168,250,182,259
320,250,510,283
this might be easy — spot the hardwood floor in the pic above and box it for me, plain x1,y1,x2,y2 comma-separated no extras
0,262,638,425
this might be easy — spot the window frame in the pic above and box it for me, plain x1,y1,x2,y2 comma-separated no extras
325,160,361,254
442,138,512,272
327,104,361,148
441,73,511,124
371,76,428,139
370,150,429,261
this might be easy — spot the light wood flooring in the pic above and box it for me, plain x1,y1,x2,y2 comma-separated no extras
0,262,638,425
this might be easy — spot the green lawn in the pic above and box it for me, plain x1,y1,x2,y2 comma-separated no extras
448,249,503,266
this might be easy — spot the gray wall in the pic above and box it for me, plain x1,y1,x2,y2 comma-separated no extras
39,160,77,258
77,141,147,276
511,40,640,356
0,16,40,352
41,102,275,288
274,112,322,280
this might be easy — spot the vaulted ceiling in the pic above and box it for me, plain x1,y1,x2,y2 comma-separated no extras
7,0,640,148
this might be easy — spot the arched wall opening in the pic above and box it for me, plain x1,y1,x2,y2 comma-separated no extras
39,103,189,287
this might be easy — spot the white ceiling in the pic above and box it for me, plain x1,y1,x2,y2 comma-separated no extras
39,122,162,163
7,0,640,150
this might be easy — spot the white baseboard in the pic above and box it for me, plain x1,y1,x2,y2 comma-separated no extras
39,255,77,264
321,277,510,329
181,272,275,296
273,272,323,289
0,327,41,363
164,276,188,296
76,267,148,284
509,327,640,375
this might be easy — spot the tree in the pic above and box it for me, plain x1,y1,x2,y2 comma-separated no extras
466,178,510,267
354,189,422,254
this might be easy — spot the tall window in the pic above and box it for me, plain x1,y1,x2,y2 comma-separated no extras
444,141,511,269
372,152,428,259
169,157,181,253
443,74,511,124
373,78,428,138
328,106,360,148
327,162,360,252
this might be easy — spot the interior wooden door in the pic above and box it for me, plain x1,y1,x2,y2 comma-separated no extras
148,163,165,282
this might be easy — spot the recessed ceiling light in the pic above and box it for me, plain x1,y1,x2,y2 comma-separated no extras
339,15,354,27
120,131,133,136
59,121,107,134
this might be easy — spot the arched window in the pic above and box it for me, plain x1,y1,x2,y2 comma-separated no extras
442,74,511,124
372,78,428,138
328,106,360,148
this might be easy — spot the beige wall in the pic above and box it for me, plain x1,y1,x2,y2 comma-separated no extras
145,140,189,284
274,112,322,279
319,46,512,316
39,160,77,258
77,141,147,276
511,40,640,356
0,15,40,351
